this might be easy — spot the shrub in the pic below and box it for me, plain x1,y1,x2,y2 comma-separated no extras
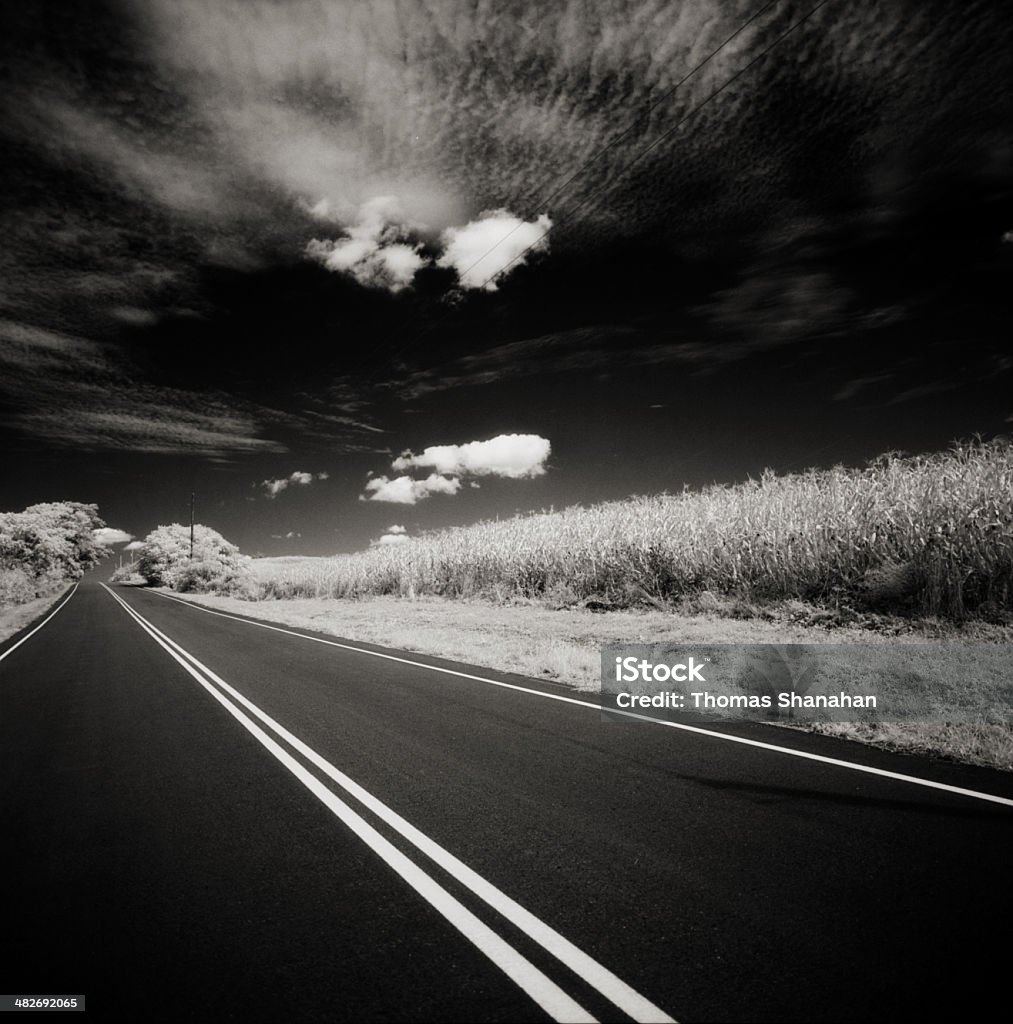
0,567,38,606
136,523,252,593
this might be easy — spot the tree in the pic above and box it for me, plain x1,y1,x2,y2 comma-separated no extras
137,523,251,593
0,501,106,581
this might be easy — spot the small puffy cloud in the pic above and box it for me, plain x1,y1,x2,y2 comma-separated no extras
270,531,301,539
372,524,410,545
262,470,324,497
374,532,410,545
306,196,426,293
438,210,551,291
362,473,461,504
124,540,145,552
93,527,134,547
262,478,289,497
392,433,550,479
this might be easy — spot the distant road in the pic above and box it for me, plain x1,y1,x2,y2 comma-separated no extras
3,569,1012,1021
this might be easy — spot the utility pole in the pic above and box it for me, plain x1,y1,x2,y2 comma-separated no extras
190,489,195,560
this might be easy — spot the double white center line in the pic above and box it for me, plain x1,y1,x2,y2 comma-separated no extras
102,584,676,1024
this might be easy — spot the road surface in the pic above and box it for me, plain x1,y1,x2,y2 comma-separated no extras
2,569,1012,1021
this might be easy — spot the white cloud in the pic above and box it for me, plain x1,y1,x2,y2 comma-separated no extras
373,523,410,544
262,470,324,497
306,196,426,293
307,198,551,295
362,433,550,502
392,433,550,479
93,527,134,547
438,210,551,291
124,540,145,551
270,531,301,539
361,473,461,504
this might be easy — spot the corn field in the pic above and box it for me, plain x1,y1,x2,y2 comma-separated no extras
246,441,1013,619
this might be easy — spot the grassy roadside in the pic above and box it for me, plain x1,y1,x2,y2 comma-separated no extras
153,588,1013,772
0,586,72,646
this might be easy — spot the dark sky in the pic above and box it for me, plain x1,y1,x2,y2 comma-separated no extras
2,0,1011,555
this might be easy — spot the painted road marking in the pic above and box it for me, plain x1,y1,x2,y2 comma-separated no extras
146,588,1013,810
0,585,78,664
104,585,676,1024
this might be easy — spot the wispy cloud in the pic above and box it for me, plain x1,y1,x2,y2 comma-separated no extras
0,319,286,456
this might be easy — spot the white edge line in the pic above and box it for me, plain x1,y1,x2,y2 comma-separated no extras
101,585,599,1024
144,588,1013,810
0,584,78,663
109,586,676,1024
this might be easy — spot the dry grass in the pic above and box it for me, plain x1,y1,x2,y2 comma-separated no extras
242,441,1013,621
805,722,1013,772
0,586,71,645
162,589,1013,771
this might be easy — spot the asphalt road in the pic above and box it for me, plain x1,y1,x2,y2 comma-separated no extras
2,569,1012,1022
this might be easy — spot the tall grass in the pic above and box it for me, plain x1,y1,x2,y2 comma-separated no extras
247,441,1013,620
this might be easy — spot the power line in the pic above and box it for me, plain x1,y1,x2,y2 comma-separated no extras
475,0,834,293
375,0,832,377
450,0,783,288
